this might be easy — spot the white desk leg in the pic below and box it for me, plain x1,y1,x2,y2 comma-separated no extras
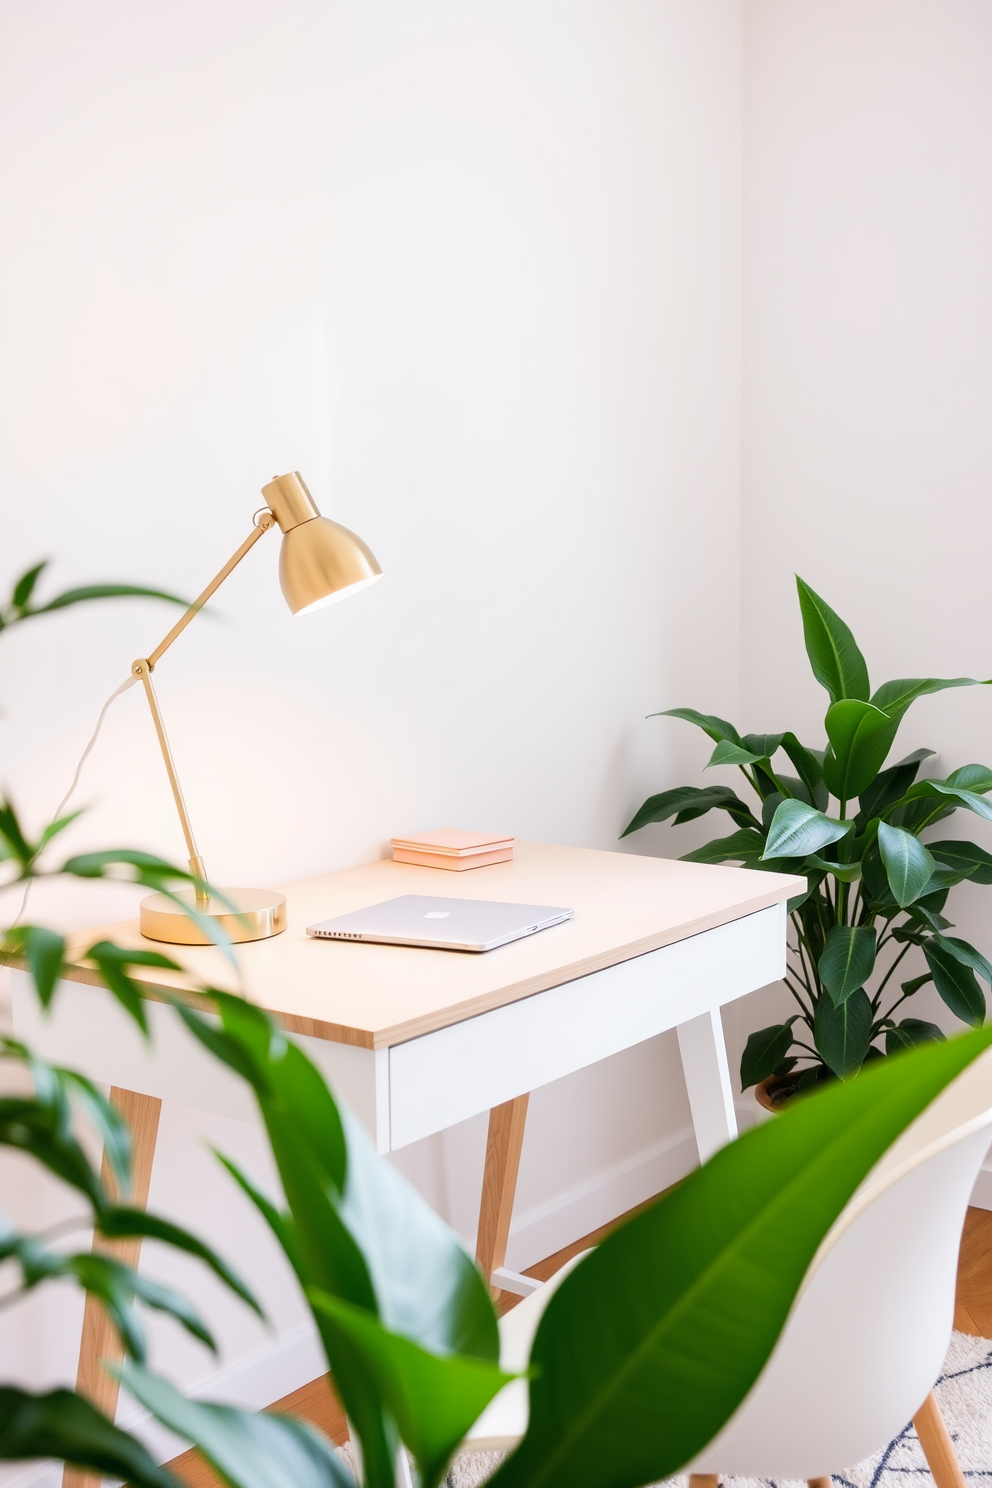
677,1008,737,1163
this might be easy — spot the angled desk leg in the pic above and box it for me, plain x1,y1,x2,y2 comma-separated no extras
677,1008,737,1163
475,1094,529,1293
63,1087,162,1488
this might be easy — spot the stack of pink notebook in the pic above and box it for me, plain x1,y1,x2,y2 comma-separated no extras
390,828,515,872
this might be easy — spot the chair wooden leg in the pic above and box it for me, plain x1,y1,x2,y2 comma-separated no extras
475,1094,529,1290
808,1478,832,1488
913,1390,966,1488
63,1088,162,1488
688,1476,719,1488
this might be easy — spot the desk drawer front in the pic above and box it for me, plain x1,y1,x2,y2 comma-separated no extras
388,902,785,1149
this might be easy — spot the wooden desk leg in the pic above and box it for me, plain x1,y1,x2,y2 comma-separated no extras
63,1088,162,1488
475,1094,529,1288
677,1009,738,1164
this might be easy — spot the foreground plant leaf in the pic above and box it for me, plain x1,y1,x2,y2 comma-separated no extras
120,1363,354,1488
310,1290,513,1488
177,992,500,1488
0,1385,178,1488
491,1028,992,1488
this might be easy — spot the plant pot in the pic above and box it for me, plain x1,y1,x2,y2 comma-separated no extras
755,1071,804,1112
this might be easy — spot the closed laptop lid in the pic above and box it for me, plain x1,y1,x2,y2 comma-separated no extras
306,895,573,953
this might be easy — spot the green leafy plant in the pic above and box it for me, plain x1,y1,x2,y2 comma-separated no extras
623,576,992,1094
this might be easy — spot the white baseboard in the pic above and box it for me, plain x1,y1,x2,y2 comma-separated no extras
504,1124,699,1272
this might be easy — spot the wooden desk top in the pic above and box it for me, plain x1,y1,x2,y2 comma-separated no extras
60,843,803,1049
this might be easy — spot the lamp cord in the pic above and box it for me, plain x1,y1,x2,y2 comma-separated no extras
8,675,137,931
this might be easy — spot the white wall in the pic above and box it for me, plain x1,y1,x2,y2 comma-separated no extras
0,0,744,1456
740,0,992,1038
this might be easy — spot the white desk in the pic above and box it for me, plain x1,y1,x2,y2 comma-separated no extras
12,841,801,1439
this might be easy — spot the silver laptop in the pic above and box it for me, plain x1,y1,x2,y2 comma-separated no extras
306,895,574,952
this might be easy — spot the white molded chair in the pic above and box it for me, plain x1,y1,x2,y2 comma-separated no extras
464,1048,992,1488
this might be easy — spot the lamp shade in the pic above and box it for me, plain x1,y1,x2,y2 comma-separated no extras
261,472,383,616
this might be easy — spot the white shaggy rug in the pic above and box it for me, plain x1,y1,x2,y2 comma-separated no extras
435,1330,992,1488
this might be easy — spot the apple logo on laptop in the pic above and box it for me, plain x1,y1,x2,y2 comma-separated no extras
423,911,451,919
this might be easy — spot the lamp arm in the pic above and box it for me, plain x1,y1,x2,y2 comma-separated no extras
147,509,277,669
131,510,277,901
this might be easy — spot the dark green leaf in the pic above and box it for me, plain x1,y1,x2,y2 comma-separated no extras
857,749,935,827
706,739,764,768
766,774,812,807
740,1022,796,1090
741,732,786,759
822,699,896,802
0,1096,105,1207
885,1019,945,1054
652,708,742,745
924,839,992,886
762,800,852,860
924,940,986,1027
0,799,33,869
120,1363,355,1488
871,678,990,723
10,561,47,611
620,786,758,838
780,734,828,810
680,830,766,865
310,1290,512,1488
818,927,877,1007
901,973,933,996
814,988,872,1076
877,823,935,908
933,935,992,987
4,926,65,1008
906,900,954,934
489,1027,992,1488
898,779,992,825
787,871,823,913
0,1385,179,1488
795,576,870,703
947,763,992,794
804,854,861,883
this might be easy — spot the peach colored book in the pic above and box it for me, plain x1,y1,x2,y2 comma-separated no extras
390,829,515,871
390,844,514,871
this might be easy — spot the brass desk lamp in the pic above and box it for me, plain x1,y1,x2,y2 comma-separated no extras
135,471,382,945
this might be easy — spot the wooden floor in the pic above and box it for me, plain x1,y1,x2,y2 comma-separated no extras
166,1200,992,1488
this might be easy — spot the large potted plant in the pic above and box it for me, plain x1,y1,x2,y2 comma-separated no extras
623,577,992,1104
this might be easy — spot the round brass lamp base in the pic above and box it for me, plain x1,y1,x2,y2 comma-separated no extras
139,887,287,945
